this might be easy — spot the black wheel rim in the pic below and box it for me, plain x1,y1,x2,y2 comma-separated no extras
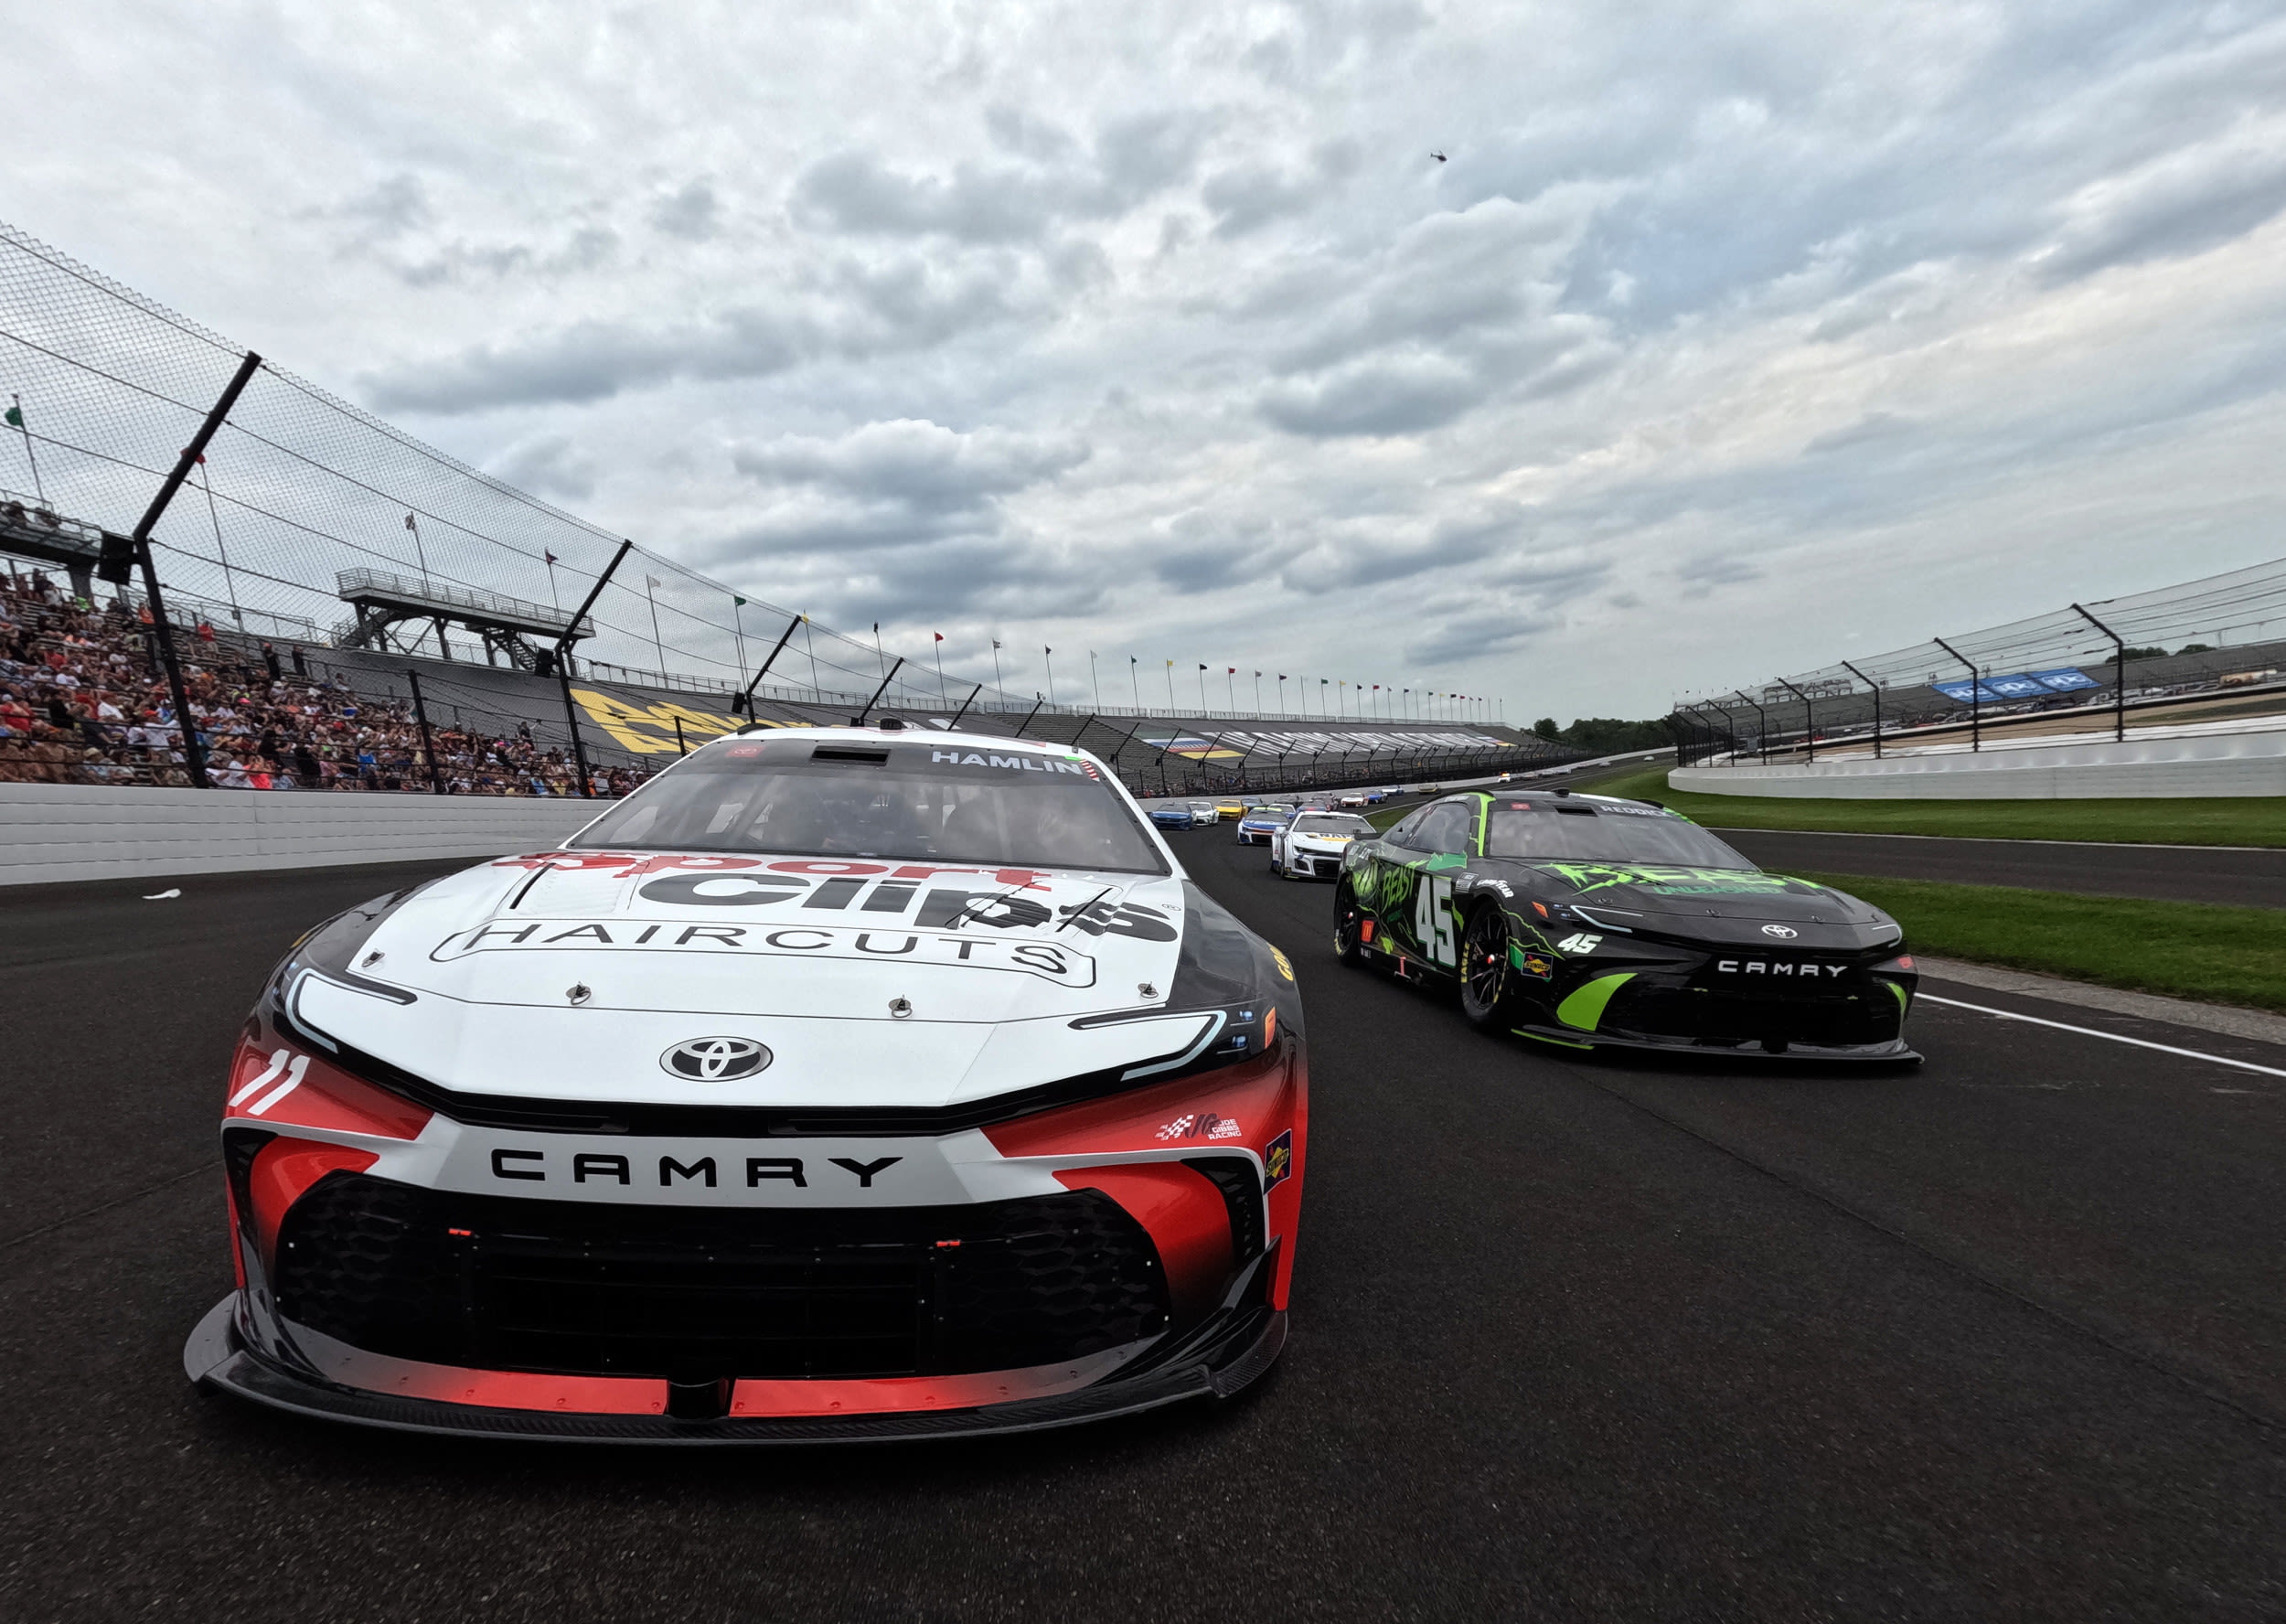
1464,910,1506,1008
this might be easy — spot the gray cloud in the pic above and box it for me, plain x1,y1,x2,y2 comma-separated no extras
650,180,720,241
486,433,596,500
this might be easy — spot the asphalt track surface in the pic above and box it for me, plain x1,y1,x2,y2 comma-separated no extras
7,842,2286,1621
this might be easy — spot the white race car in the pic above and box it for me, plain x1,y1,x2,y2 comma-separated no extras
186,727,1308,1441
1271,810,1377,880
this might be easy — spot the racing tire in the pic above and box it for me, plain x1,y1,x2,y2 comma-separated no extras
1334,881,1366,967
1458,903,1520,1031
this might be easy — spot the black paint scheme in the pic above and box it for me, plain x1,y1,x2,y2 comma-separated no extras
1334,791,1920,1061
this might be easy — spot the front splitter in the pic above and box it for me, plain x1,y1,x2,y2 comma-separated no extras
1512,1024,1923,1063
184,1298,1286,1445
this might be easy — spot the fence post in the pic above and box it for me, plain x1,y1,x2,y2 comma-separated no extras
560,671,594,797
99,348,264,788
1932,636,1979,752
407,668,444,793
2070,603,2127,744
1774,678,1815,764
1840,661,1881,759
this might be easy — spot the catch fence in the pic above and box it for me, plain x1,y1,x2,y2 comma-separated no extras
1668,556,2286,764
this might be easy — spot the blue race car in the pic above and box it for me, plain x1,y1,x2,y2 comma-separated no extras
1149,803,1197,830
1236,806,1294,846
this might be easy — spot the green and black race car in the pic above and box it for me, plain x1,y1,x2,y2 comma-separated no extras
1333,789,1920,1061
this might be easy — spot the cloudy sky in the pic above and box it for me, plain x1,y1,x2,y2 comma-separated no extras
8,0,2286,721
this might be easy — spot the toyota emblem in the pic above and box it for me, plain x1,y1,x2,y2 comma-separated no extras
660,1036,772,1081
1760,924,1799,939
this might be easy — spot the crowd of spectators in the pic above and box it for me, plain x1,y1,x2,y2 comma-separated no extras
0,565,650,796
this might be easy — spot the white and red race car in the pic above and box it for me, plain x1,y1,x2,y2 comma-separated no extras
186,726,1306,1440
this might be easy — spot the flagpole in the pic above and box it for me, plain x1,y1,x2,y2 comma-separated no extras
991,641,1005,707
1130,657,1139,709
195,459,241,627
544,554,561,611
732,597,747,692
1044,646,1055,708
644,573,667,680
933,634,946,704
404,513,431,592
1090,651,1100,710
7,395,44,503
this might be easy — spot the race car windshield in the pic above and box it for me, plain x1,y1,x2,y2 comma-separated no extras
1292,814,1373,835
570,741,1170,873
1485,804,1756,868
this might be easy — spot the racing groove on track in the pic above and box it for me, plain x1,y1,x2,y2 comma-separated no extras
5,845,2286,1620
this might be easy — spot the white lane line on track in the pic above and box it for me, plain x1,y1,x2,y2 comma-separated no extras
1918,993,2286,1080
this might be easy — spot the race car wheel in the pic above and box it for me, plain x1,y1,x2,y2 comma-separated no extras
1458,904,1518,1031
1334,881,1366,966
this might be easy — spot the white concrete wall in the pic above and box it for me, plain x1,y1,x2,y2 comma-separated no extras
1672,729,2286,798
0,783,596,886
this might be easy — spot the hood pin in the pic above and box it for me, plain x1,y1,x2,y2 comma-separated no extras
567,983,593,1006
888,998,913,1020
360,951,384,967
1138,982,1158,999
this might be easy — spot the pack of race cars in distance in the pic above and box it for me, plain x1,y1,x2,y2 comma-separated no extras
1330,788,1919,1061
186,727,1307,1441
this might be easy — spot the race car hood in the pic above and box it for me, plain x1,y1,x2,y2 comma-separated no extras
282,850,1221,1112
1518,861,1899,946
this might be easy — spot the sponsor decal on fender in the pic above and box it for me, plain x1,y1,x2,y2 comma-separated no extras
1154,1112,1244,1142
431,919,1097,986
1511,946,1555,980
1263,1129,1294,1191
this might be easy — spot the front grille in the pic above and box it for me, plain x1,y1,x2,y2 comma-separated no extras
1310,858,1341,877
273,1174,1170,1381
1611,978,1901,1045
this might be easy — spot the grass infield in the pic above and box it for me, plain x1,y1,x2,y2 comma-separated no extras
1795,871,2286,1014
1573,765,2286,848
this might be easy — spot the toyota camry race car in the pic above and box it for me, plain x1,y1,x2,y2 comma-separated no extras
1272,810,1376,880
1334,789,1919,1061
186,728,1306,1441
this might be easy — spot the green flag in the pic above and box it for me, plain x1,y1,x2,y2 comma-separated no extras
4,405,21,428
733,595,747,606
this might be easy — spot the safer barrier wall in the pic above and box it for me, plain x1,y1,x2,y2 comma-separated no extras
0,784,593,886
1670,729,2286,799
